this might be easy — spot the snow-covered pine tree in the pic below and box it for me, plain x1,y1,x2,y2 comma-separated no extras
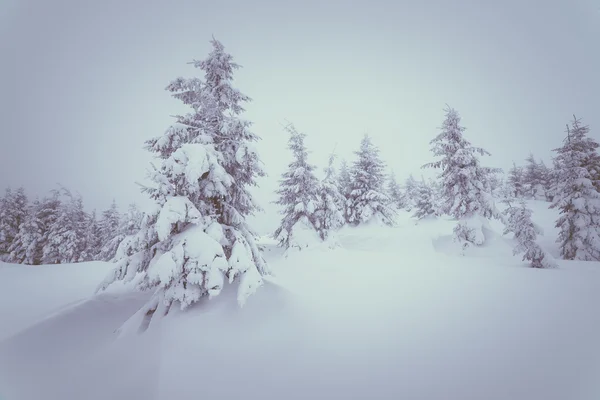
422,106,500,250
347,134,395,226
550,116,600,261
8,198,43,264
98,38,269,323
337,159,353,221
43,188,86,264
314,151,346,242
39,192,62,265
0,187,28,259
506,162,525,198
412,177,439,220
79,210,102,262
503,198,557,268
121,203,143,236
403,174,419,211
523,153,546,200
538,160,554,201
387,170,406,209
273,123,321,249
97,200,123,261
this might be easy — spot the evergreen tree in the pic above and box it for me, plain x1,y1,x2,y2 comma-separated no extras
121,203,143,236
8,198,43,265
43,188,86,264
347,135,395,226
423,106,500,250
523,153,546,200
550,116,600,261
38,193,62,265
273,123,321,249
506,162,525,198
0,187,28,258
412,178,439,220
387,171,406,209
403,174,419,211
337,159,353,221
97,200,123,261
423,106,498,220
315,151,346,241
79,210,102,262
538,160,554,201
97,38,269,325
503,198,557,268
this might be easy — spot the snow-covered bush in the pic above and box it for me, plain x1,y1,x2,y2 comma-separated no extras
503,199,557,268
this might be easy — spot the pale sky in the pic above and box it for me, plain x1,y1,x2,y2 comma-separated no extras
1,0,599,233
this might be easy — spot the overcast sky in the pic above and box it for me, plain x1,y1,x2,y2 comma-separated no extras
1,0,599,233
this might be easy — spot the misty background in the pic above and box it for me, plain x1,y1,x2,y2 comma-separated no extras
1,0,599,234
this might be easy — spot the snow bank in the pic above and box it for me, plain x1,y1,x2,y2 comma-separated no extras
0,203,599,400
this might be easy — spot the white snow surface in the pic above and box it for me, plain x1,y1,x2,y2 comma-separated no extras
0,201,599,400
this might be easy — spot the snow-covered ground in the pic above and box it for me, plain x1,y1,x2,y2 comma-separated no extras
0,201,598,400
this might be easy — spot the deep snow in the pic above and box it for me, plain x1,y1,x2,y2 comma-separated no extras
0,201,598,400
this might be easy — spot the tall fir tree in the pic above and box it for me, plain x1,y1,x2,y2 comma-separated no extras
0,187,28,258
506,162,525,198
121,203,143,236
43,188,86,264
423,106,500,250
550,116,600,261
8,198,43,265
387,170,406,209
97,38,269,325
97,200,123,261
523,153,546,200
347,135,395,226
273,123,321,249
79,210,102,262
315,151,346,241
38,192,62,265
403,174,419,211
337,159,353,221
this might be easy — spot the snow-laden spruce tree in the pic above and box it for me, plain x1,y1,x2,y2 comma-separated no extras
412,178,440,220
347,134,395,226
506,162,525,198
503,198,557,268
523,153,547,200
0,187,28,259
38,193,62,264
337,159,353,221
314,151,346,242
273,123,321,250
8,198,42,264
43,188,87,264
96,200,122,261
403,174,419,211
79,210,102,262
423,106,500,250
550,116,600,261
121,203,143,236
387,170,406,209
98,38,269,322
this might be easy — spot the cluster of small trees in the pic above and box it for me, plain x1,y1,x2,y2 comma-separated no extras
416,107,600,267
506,154,556,201
0,186,141,265
274,125,396,250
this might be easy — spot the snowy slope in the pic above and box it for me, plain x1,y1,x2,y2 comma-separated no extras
0,201,599,400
